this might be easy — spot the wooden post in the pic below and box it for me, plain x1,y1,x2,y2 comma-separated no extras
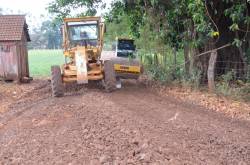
207,50,218,91
184,44,190,75
173,47,177,79
173,47,177,70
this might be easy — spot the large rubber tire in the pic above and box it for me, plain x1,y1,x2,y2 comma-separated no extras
51,66,64,97
104,60,116,92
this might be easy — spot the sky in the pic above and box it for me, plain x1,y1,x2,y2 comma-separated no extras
1,0,51,16
1,0,112,28
1,0,51,27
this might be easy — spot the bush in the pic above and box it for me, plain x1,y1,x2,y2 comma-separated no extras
181,68,202,89
216,71,233,95
145,64,175,83
215,71,250,100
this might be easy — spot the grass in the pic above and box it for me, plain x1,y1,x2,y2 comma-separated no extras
28,49,64,77
28,48,185,79
138,48,185,82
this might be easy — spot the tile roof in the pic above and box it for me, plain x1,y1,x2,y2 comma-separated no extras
0,15,30,41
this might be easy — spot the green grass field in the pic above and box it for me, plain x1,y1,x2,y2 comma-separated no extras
28,49,64,77
28,49,184,78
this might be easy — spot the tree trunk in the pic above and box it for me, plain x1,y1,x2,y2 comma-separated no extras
207,1,248,80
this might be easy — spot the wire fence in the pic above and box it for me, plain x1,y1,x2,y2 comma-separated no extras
26,48,250,83
135,48,250,83
214,61,250,80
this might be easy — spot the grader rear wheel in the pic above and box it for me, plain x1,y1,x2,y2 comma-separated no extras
104,60,116,92
51,66,64,97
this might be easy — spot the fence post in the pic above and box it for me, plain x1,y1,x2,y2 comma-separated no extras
173,48,177,68
173,47,177,79
207,50,217,91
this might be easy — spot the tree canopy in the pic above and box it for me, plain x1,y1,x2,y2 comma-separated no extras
28,19,62,49
48,0,104,17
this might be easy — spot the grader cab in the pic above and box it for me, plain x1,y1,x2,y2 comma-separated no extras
51,16,142,97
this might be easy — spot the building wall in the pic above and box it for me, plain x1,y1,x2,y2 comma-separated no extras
0,30,29,81
17,31,29,79
0,41,18,80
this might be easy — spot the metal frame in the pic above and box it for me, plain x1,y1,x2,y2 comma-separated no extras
61,17,105,84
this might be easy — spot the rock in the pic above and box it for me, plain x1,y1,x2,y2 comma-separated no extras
139,153,151,163
132,139,139,146
141,142,149,150
139,153,146,160
99,155,109,164
157,147,163,154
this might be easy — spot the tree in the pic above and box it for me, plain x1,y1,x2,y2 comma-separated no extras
48,0,250,81
41,19,62,49
107,0,250,80
48,0,104,18
28,19,62,49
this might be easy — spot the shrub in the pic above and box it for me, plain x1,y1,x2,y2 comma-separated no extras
216,71,234,96
181,68,202,89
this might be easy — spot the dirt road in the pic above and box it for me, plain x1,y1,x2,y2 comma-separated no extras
0,80,250,164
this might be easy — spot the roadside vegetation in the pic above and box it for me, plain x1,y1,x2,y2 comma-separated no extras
101,0,250,101
26,0,250,101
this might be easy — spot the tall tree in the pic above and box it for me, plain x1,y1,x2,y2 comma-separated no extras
48,0,250,80
48,0,104,18
28,19,62,49
41,19,62,49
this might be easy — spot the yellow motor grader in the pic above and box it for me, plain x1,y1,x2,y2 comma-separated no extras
51,16,142,97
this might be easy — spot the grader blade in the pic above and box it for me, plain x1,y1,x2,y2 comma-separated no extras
75,51,88,84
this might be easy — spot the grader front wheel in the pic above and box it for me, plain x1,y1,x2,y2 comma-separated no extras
51,66,64,97
104,60,116,92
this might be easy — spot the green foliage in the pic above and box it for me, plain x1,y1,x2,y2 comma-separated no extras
48,0,250,50
135,19,168,51
48,0,102,18
146,65,173,83
216,71,250,100
139,48,185,83
223,1,250,47
104,0,215,51
181,68,202,89
232,38,242,47
216,71,233,96
28,18,62,49
41,19,62,49
104,15,130,50
247,48,250,64
239,83,250,101
47,0,250,96
224,1,248,28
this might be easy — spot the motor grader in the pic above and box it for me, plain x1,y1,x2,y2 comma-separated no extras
51,16,142,97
